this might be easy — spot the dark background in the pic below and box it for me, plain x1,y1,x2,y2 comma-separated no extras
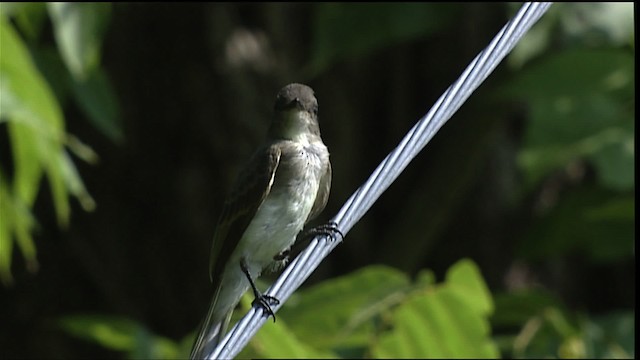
1,3,634,358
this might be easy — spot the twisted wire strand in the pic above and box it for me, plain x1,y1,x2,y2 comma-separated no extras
207,2,552,358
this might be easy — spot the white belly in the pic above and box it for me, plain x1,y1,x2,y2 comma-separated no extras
215,144,325,315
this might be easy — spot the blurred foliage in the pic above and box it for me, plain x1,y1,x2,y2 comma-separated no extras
0,2,634,359
493,290,634,358
519,185,634,263
500,48,634,192
308,3,457,75
0,2,121,284
58,314,192,359
60,259,500,359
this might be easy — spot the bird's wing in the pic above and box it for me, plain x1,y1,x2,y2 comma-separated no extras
305,160,331,223
209,143,282,283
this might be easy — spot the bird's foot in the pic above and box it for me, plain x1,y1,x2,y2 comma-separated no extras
304,221,344,242
252,294,280,322
240,258,280,322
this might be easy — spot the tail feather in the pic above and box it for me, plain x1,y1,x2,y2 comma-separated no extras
190,287,232,359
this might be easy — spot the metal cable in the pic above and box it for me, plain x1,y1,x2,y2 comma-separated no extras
207,2,553,359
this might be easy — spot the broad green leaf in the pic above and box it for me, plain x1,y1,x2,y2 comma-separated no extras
446,258,493,315
47,2,111,80
308,3,456,74
372,259,499,358
278,265,411,350
240,312,337,358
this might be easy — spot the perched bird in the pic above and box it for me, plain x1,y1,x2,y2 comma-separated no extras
190,83,333,359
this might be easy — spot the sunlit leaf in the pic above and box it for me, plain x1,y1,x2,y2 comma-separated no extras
240,312,337,358
560,3,635,47
279,265,411,350
0,16,67,279
1,17,67,216
372,259,499,358
0,168,40,284
446,258,493,315
0,14,96,283
47,2,111,80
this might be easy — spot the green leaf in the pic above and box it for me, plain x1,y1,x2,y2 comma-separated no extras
0,16,69,220
279,265,411,351
72,67,124,143
59,314,140,351
507,3,558,68
59,314,181,359
559,3,635,47
30,44,123,144
57,150,96,211
446,258,493,315
0,14,96,282
0,176,12,283
510,307,632,359
499,48,634,190
47,3,111,80
240,311,338,359
0,169,40,285
309,3,456,74
372,259,499,358
0,2,48,41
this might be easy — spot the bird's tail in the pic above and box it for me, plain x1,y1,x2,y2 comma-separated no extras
190,287,233,360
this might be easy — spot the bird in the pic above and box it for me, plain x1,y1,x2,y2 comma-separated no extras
190,83,333,359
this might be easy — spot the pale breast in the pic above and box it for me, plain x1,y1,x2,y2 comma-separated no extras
231,141,327,274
